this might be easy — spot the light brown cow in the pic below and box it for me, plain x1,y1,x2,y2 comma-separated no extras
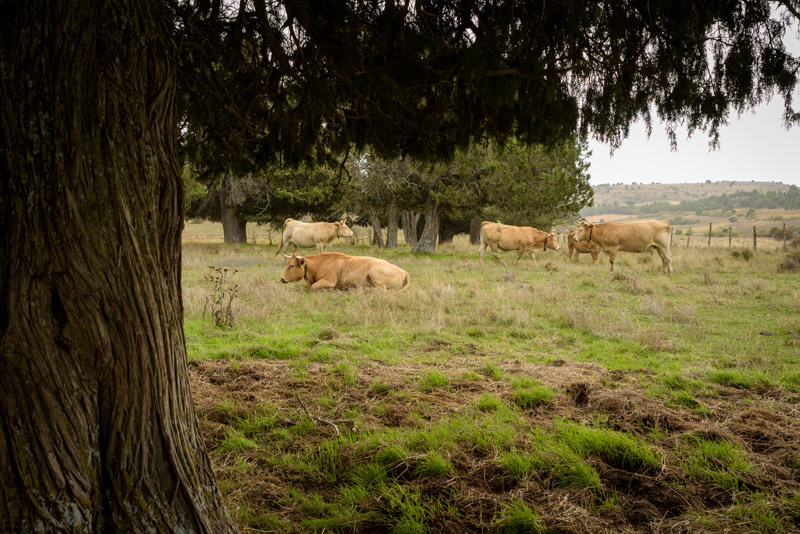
479,221,560,266
568,229,600,263
275,218,354,255
280,252,410,290
573,220,673,274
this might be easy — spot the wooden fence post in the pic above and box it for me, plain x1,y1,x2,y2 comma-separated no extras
753,226,757,251
728,227,732,248
670,227,674,247
784,222,787,250
708,223,712,247
687,234,690,248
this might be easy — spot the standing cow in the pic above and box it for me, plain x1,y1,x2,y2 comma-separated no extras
275,218,354,256
479,221,560,266
572,220,673,274
568,228,600,263
280,252,410,290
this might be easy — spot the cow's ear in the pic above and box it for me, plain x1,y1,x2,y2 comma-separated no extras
299,257,306,265
335,221,341,227
587,223,595,229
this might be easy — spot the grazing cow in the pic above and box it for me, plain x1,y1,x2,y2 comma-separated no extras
568,229,600,263
573,220,673,274
280,252,410,290
479,221,560,266
275,218,354,255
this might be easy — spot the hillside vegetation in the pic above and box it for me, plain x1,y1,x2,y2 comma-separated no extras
589,181,792,206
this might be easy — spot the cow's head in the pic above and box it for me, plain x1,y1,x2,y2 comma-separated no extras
574,221,594,242
545,232,560,251
280,253,307,283
335,221,355,238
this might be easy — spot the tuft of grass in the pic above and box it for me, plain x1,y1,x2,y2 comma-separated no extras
556,420,660,473
729,493,784,533
420,370,450,392
413,452,454,479
219,429,258,451
479,362,504,380
476,394,504,412
492,498,546,534
511,377,555,409
348,462,389,488
680,433,751,491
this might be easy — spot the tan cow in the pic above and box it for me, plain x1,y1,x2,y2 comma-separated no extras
479,221,560,266
573,220,673,274
568,229,600,263
275,218,354,255
280,252,410,290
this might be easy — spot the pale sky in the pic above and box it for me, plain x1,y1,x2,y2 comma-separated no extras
589,19,800,188
587,100,800,187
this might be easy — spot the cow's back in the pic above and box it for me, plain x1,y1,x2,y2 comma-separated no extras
595,220,670,251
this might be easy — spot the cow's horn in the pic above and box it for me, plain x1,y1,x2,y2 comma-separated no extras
283,253,293,258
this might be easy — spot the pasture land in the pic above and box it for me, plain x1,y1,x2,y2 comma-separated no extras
183,225,800,533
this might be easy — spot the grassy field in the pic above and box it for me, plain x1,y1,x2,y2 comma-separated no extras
183,223,800,533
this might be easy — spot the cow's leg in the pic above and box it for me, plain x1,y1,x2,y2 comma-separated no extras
309,279,337,290
479,240,486,265
316,241,325,254
607,247,618,273
656,245,673,275
488,244,506,266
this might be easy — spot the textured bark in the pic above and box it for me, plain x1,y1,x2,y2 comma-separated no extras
412,197,440,253
470,217,482,245
402,210,420,248
370,210,385,247
220,177,248,244
0,2,236,532
386,203,399,248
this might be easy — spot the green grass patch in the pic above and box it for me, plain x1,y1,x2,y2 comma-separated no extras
492,498,546,534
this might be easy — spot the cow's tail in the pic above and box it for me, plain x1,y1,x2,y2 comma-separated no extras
399,270,411,291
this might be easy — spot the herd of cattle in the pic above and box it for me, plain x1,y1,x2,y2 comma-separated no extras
277,218,674,290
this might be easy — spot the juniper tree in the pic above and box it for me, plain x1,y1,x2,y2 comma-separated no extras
1,0,798,531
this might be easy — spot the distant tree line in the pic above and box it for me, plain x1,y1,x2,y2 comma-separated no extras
185,138,594,251
581,186,800,217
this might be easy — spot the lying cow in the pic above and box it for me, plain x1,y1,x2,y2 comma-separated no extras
275,218,354,256
572,220,673,274
568,229,599,263
479,221,560,266
280,252,410,290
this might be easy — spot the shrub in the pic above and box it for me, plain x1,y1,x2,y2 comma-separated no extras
778,252,800,273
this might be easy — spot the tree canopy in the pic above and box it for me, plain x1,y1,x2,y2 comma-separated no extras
177,0,800,169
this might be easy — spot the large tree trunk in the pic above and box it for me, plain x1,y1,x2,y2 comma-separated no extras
220,176,248,244
402,210,420,248
470,217,483,245
386,203,399,248
0,3,236,532
370,209,385,247
412,197,440,253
